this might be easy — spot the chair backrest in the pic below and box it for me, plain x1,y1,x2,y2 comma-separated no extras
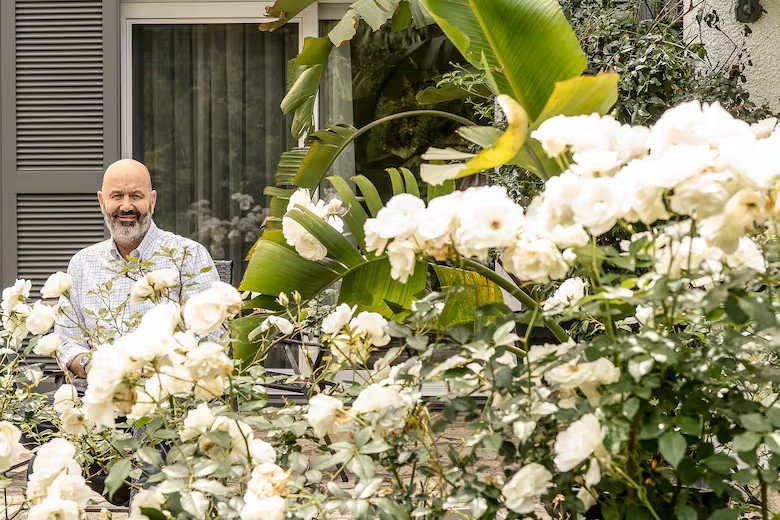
214,260,233,284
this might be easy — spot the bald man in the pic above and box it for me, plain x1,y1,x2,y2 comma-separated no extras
55,159,220,378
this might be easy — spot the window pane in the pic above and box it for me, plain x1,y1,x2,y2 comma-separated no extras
132,24,298,283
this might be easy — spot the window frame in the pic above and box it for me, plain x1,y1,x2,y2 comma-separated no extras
119,1,319,156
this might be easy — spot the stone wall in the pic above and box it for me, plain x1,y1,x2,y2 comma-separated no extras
684,0,780,111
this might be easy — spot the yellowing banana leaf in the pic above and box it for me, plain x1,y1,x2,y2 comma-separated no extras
532,72,620,129
433,265,503,326
420,96,528,185
421,0,586,120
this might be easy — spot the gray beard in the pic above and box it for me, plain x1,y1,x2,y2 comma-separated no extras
104,211,152,249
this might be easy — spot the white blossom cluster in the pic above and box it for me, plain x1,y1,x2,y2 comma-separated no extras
1,276,65,349
81,279,241,428
177,402,285,520
371,101,778,285
282,188,344,261
25,438,92,520
320,304,391,365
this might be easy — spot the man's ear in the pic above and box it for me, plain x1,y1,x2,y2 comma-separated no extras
97,191,106,215
150,190,157,215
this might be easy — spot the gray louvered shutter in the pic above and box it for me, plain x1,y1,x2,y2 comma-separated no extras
1,0,119,296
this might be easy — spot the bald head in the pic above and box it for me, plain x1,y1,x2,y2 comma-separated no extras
102,158,152,192
98,159,157,255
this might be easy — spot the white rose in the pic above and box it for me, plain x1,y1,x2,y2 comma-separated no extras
386,238,418,283
501,463,553,513
545,357,620,396
137,302,181,336
321,304,355,335
512,420,537,443
503,236,568,283
59,408,92,436
542,277,585,313
2,303,30,341
41,272,72,299
726,237,766,273
0,421,24,472
47,473,92,507
34,333,61,356
205,416,253,463
282,217,328,261
245,463,287,499
181,403,216,441
352,384,401,414
183,293,225,335
350,311,390,347
157,364,195,398
454,186,525,260
185,341,233,380
208,281,243,315
553,413,605,472
668,170,739,219
194,377,225,401
584,457,601,487
130,487,166,520
249,438,277,465
367,194,426,243
30,438,81,488
130,276,155,303
259,316,294,336
571,177,628,236
27,301,55,336
27,498,80,520
307,394,343,438
53,384,79,414
1,279,31,310
416,192,461,250
240,494,286,520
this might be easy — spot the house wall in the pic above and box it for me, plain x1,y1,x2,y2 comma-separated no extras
684,0,780,111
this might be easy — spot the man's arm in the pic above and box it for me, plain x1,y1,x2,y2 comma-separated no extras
54,255,91,377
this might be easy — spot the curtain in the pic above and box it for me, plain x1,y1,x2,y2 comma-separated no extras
132,24,298,283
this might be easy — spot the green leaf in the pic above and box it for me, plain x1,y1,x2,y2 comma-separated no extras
659,431,686,468
433,265,503,326
768,407,780,427
387,168,406,195
261,0,317,31
136,446,162,469
740,413,772,432
409,0,435,26
353,175,384,216
339,258,427,319
531,72,620,128
328,175,369,252
457,126,503,148
702,453,736,474
421,0,586,120
732,431,761,452
281,37,333,139
104,459,132,500
328,0,403,45
400,168,420,197
390,0,413,30
706,509,739,520
294,124,359,188
426,179,455,199
416,83,472,104
377,498,411,520
139,508,167,520
677,506,697,520
287,207,364,268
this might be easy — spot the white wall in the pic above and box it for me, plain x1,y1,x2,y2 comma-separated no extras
684,0,780,111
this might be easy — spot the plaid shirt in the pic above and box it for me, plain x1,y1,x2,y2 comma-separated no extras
55,221,220,372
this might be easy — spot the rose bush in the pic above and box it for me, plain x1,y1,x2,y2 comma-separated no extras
1,100,779,519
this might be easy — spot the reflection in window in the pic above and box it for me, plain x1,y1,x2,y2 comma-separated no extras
318,22,470,193
132,24,298,282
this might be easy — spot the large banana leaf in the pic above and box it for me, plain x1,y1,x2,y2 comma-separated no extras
281,37,333,139
421,0,586,121
295,125,359,189
433,265,503,327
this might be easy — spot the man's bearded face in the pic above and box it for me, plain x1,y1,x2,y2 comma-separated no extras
104,206,152,244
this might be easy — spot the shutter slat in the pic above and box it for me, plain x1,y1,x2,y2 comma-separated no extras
16,194,105,294
15,0,104,171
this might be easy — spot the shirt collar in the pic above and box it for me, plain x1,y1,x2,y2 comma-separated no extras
109,220,160,261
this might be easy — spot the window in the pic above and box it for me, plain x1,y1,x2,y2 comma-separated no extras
121,3,316,284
